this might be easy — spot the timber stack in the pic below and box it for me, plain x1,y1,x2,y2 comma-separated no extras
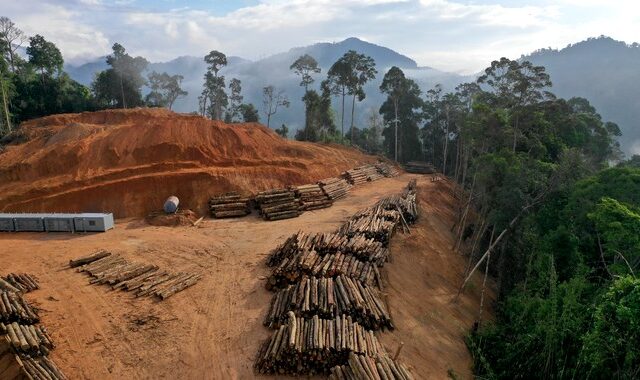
318,177,351,200
267,231,389,268
295,184,333,211
375,162,401,177
0,291,39,324
264,275,393,331
255,188,301,221
208,192,251,218
329,352,415,380
343,164,382,185
1,274,39,293
404,161,434,174
1,322,55,356
71,251,202,300
255,312,385,375
267,250,378,289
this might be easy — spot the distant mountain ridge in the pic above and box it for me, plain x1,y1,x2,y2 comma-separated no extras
64,36,640,155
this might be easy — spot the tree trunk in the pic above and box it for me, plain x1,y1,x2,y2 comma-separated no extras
0,74,11,134
394,98,399,162
350,93,356,144
442,107,449,175
340,88,345,142
119,73,126,109
512,113,519,153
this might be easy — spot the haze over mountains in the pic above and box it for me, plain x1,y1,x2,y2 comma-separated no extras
65,36,640,155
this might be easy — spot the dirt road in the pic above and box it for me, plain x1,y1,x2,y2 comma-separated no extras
0,174,493,379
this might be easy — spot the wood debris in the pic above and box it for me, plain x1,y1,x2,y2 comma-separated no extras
1,322,54,356
208,192,251,218
1,274,39,294
0,291,39,325
71,251,202,300
375,162,401,177
255,188,301,221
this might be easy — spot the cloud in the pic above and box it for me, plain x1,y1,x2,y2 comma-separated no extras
3,0,639,72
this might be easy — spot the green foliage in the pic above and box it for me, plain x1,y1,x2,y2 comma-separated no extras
145,71,187,110
200,50,228,120
92,43,148,108
275,124,288,138
26,34,63,78
295,89,335,142
583,276,640,379
238,103,259,123
290,54,321,92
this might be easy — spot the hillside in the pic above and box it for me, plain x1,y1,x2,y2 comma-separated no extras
523,36,640,154
0,108,373,218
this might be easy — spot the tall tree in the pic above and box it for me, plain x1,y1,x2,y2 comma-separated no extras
262,85,289,129
26,34,63,84
92,43,148,108
290,54,321,92
0,17,27,72
379,66,422,162
342,50,377,144
225,78,243,122
201,50,228,120
324,59,351,141
145,71,187,110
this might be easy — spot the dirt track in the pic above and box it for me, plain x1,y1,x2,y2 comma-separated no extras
0,174,494,379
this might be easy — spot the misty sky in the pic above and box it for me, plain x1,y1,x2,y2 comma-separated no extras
3,0,639,73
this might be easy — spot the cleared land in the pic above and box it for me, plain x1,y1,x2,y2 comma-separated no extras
0,174,494,379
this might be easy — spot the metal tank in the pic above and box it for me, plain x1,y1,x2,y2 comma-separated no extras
163,196,179,214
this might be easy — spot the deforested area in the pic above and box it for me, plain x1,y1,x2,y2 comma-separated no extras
2,4,639,379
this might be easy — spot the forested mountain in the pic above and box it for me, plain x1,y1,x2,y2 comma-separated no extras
64,37,466,132
524,36,640,154
63,36,640,154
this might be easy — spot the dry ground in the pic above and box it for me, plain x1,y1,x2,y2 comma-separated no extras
0,174,494,379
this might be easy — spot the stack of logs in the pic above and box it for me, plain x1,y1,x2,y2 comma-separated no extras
255,189,301,221
0,291,39,324
208,192,251,218
267,231,389,268
264,275,393,331
0,338,67,380
295,184,333,211
256,182,419,377
267,250,379,289
375,162,401,178
20,356,67,380
70,251,202,300
1,274,39,293
1,322,55,356
343,165,382,185
318,177,351,201
329,352,415,380
404,161,434,174
255,312,384,375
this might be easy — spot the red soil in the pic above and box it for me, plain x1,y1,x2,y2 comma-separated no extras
0,108,372,218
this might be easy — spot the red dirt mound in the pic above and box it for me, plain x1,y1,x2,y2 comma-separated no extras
0,108,373,218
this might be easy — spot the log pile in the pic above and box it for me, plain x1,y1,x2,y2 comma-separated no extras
343,165,382,185
264,275,393,331
71,251,202,300
1,323,54,356
255,312,384,375
404,161,434,174
267,250,378,289
0,291,39,324
267,231,389,267
208,192,251,218
1,274,39,294
339,207,400,246
21,356,67,380
329,352,415,380
295,184,333,211
318,177,351,200
255,189,301,221
375,162,400,177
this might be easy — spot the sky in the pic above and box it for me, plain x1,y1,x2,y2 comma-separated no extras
3,0,639,73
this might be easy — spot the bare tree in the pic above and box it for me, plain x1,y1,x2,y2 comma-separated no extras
0,17,27,72
262,85,290,129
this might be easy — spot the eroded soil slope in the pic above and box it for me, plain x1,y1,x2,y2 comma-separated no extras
0,108,372,217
